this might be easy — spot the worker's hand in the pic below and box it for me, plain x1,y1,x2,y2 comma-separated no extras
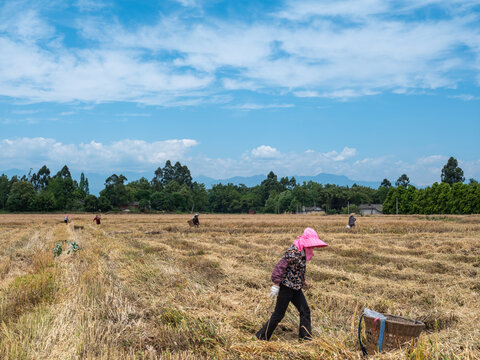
303,281,311,290
269,285,280,298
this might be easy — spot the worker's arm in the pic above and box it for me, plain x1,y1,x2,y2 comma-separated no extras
271,258,288,285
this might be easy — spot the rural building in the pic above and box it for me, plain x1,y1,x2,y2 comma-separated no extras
299,206,324,214
358,204,383,215
119,201,140,211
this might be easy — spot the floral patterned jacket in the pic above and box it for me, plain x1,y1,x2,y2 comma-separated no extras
271,245,306,290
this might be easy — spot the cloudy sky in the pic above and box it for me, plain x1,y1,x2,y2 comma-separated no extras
1,0,480,185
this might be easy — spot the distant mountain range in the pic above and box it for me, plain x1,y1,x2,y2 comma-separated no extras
1,168,381,195
196,174,380,189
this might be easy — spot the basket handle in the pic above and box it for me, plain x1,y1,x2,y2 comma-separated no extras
374,318,386,353
358,314,367,356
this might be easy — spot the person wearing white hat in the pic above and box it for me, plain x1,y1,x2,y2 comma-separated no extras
192,213,200,227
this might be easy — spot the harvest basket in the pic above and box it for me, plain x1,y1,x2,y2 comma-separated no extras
359,313,425,355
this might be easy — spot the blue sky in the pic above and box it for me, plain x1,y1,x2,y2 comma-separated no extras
1,0,480,185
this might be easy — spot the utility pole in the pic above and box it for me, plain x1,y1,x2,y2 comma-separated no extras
347,201,350,214
396,197,398,215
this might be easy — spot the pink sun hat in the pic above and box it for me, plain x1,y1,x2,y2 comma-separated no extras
293,227,328,261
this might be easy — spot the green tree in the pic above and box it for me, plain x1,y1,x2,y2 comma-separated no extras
380,178,392,187
161,160,175,186
138,198,150,212
84,194,99,212
0,174,9,209
395,174,410,187
35,165,51,191
441,157,465,185
35,191,56,212
79,172,89,195
55,165,72,179
46,176,76,210
259,171,283,205
152,161,193,189
100,174,132,208
127,177,152,201
173,161,193,188
208,183,241,213
150,191,167,210
191,182,208,212
151,167,164,191
98,196,112,212
280,176,296,190
375,179,392,204
6,181,36,211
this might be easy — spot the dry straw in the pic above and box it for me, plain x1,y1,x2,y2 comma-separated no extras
0,213,478,359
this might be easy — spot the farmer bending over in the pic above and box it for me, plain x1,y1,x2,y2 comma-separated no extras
93,214,101,225
192,213,200,227
347,213,356,229
256,227,328,341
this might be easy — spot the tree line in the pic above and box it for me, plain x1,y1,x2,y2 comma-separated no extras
382,158,480,214
0,157,478,214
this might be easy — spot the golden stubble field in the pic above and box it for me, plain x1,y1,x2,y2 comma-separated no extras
0,213,479,359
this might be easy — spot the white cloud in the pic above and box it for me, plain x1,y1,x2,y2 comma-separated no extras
189,150,480,186
173,0,198,7
0,1,479,105
293,91,320,98
0,137,199,172
275,0,480,21
416,155,447,165
210,146,360,178
2,138,478,184
449,94,479,101
320,89,380,100
228,103,294,110
11,109,40,115
114,113,152,117
332,147,357,161
251,145,281,159
75,0,110,12
462,159,480,181
275,0,389,21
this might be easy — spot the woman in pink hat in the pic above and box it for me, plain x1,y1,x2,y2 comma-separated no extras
256,227,328,341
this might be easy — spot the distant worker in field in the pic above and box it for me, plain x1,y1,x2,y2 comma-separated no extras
192,213,200,227
256,227,328,341
346,213,356,229
64,214,70,224
93,214,101,225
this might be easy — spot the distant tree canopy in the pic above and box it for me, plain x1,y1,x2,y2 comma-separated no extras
152,160,193,189
0,158,478,214
441,157,465,185
395,174,410,187
383,182,480,214
380,178,392,187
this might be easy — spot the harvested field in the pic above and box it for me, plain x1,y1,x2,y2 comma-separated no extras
0,213,479,359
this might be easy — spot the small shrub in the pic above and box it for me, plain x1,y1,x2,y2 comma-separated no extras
53,240,81,258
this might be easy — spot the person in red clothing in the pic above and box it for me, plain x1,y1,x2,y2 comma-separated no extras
93,214,101,225
256,227,328,341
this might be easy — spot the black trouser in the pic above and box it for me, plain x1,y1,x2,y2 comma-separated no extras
256,284,312,340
